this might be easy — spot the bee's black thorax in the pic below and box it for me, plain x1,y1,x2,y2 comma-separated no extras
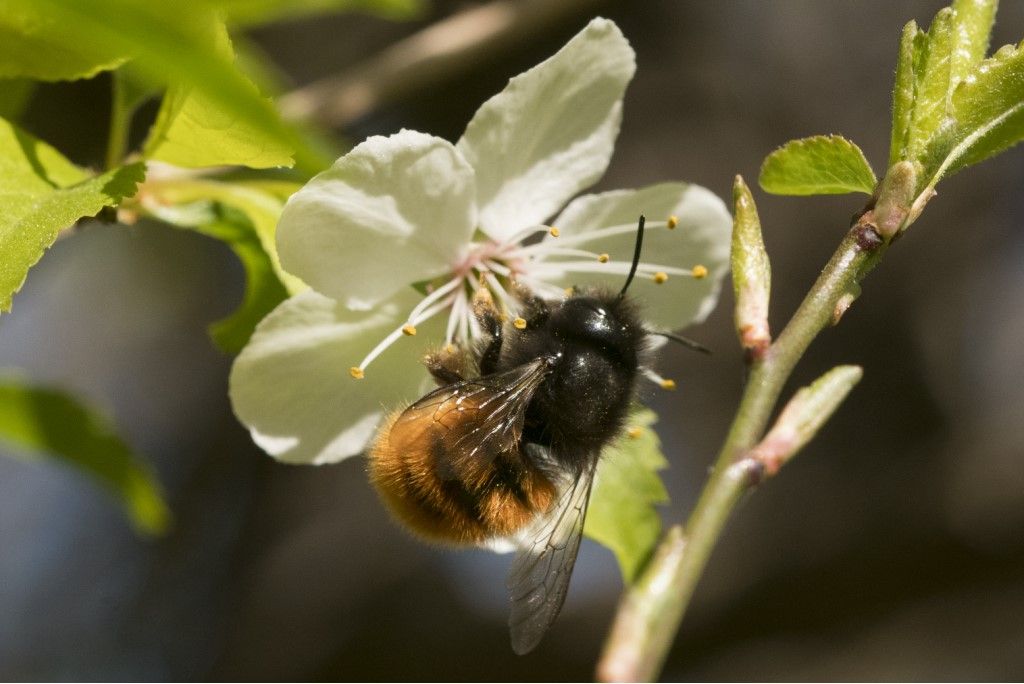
499,292,647,475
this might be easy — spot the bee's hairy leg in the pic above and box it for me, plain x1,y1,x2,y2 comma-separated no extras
473,287,504,376
423,345,468,386
511,281,550,324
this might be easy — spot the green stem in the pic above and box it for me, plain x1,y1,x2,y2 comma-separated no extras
105,74,131,171
597,221,887,682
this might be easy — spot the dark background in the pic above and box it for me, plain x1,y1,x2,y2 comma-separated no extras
2,0,1023,679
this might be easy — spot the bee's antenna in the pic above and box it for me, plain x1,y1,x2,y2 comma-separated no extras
647,331,712,355
618,214,645,298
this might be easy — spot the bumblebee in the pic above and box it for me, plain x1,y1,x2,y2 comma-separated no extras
369,216,699,654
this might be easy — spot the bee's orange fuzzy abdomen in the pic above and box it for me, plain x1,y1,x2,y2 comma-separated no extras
369,403,556,546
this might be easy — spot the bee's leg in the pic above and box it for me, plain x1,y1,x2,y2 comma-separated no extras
423,345,468,386
511,281,550,324
473,287,504,376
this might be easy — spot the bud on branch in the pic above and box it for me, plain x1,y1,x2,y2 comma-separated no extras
746,364,863,476
731,175,772,358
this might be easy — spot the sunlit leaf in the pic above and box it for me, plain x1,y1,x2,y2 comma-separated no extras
890,21,923,167
904,8,956,161
142,19,293,169
925,40,1024,182
0,116,144,312
585,408,669,583
759,135,877,196
892,0,998,168
0,376,170,535
950,0,997,83
26,0,295,165
0,3,127,80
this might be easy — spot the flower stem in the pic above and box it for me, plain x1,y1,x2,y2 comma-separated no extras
597,216,889,682
105,73,132,171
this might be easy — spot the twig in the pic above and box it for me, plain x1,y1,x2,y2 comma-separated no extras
278,0,605,128
597,197,895,682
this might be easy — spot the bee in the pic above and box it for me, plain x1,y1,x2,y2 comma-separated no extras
369,216,705,654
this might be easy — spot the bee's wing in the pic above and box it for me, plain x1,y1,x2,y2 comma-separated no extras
506,454,598,655
396,358,550,474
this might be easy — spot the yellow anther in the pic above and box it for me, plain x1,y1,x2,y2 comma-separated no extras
445,344,457,354
667,215,679,229
564,287,575,297
660,379,677,391
402,324,417,336
653,271,669,284
549,226,560,237
349,367,365,380
513,317,527,330
597,253,609,263
692,264,708,279
627,426,643,439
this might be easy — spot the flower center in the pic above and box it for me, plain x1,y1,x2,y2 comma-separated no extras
348,217,708,380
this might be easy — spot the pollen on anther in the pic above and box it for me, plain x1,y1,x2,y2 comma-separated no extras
549,226,560,237
402,324,417,336
660,379,677,391
349,366,365,380
653,271,669,284
667,215,679,229
627,426,642,439
513,317,527,330
692,264,708,279
598,253,610,263
564,286,575,297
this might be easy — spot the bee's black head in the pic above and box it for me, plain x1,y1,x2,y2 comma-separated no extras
547,292,646,368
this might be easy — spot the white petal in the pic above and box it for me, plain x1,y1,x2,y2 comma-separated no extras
277,130,477,309
456,18,635,241
229,288,445,465
544,183,732,332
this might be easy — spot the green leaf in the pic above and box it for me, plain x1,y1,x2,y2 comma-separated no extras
142,19,293,169
0,4,128,80
0,376,170,535
950,0,997,83
924,40,1024,182
585,408,669,583
890,21,923,167
759,135,877,196
149,199,289,354
0,78,35,120
24,0,295,165
904,8,957,161
893,1,998,167
0,116,145,312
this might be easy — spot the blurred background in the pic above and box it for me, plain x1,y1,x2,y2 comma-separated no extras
2,0,1024,679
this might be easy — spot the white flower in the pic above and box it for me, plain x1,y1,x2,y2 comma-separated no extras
229,18,731,465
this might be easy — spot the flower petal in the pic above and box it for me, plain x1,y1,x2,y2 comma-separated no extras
456,18,635,241
229,287,445,465
544,183,731,331
277,130,477,309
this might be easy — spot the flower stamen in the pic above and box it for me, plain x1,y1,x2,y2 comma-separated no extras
513,219,673,254
642,367,676,390
353,295,454,377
